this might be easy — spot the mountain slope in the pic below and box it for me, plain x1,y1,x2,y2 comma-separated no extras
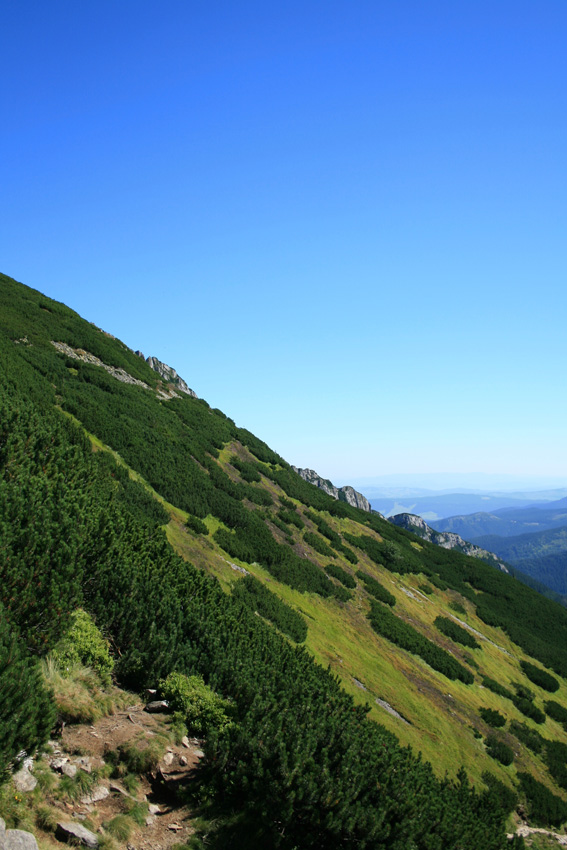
3,272,567,846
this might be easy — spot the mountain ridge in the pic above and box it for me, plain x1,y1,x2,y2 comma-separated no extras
3,271,567,847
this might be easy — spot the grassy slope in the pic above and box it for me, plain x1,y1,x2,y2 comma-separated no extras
3,271,567,807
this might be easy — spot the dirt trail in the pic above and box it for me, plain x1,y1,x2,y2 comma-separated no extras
47,702,204,850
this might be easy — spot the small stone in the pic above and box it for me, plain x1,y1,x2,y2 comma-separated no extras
181,736,190,748
193,749,205,759
50,757,69,771
75,757,92,774
80,785,109,805
62,764,78,778
162,752,174,766
145,700,169,713
148,804,161,815
12,767,37,793
167,823,182,831
179,755,188,766
145,816,156,827
56,822,99,848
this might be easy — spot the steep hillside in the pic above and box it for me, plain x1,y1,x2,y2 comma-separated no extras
4,272,567,847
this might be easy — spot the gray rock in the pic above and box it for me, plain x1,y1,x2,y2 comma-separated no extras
145,357,197,397
75,757,92,773
291,467,371,512
12,767,37,793
80,785,109,805
56,822,99,848
181,736,190,749
193,748,205,759
179,755,188,766
145,700,169,713
148,804,161,815
2,829,39,850
388,513,510,571
50,757,69,771
61,763,78,778
145,816,156,827
162,752,174,766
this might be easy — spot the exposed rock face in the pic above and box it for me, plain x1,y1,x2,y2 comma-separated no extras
143,355,197,397
52,343,151,390
291,467,371,512
389,513,509,572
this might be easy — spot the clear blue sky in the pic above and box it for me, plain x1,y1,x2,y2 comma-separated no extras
2,1,566,484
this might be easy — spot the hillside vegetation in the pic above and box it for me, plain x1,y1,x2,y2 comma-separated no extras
3,272,567,848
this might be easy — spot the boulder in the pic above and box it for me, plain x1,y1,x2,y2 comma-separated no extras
56,822,99,848
61,763,78,778
1,829,39,850
12,767,37,793
80,785,109,805
145,700,169,713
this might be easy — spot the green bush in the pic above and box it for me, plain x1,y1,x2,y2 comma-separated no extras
357,571,396,606
159,672,233,735
520,660,560,693
510,721,544,754
479,708,506,729
481,771,518,815
303,531,334,558
545,700,567,727
367,602,473,684
485,735,514,766
435,616,480,650
481,676,514,701
232,576,307,643
51,609,114,684
325,563,356,589
517,772,567,827
186,515,209,535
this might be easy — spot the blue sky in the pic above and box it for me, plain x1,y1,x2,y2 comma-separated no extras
2,1,566,484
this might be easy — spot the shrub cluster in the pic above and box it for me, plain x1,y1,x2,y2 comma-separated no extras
325,563,356,589
232,575,307,643
520,660,560,693
367,602,474,684
434,616,480,650
545,700,567,728
159,672,234,735
479,708,506,729
517,772,567,827
356,571,396,606
485,735,514,766
510,721,544,754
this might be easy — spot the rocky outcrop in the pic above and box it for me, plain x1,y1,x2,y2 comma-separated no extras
52,343,151,390
389,513,510,572
291,467,371,513
137,353,197,397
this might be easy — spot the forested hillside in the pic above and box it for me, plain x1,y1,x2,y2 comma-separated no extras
3,272,567,847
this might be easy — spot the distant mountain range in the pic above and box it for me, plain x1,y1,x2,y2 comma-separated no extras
358,490,566,521
432,498,567,538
